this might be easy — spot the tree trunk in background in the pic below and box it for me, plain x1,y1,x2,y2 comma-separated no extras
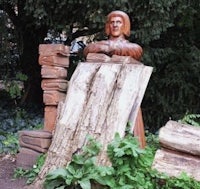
19,26,47,106
30,62,153,189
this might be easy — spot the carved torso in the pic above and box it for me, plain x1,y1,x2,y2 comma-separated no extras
83,39,143,61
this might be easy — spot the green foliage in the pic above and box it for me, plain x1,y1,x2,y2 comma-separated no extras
6,82,22,99
0,106,43,154
164,172,200,189
3,72,28,105
141,0,200,132
0,132,19,154
179,113,200,127
106,133,155,189
0,9,19,79
1,0,200,131
145,130,160,152
43,133,200,189
14,153,46,184
44,137,104,189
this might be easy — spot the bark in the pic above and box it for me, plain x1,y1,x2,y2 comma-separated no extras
159,120,200,156
29,62,152,188
152,120,200,181
152,149,200,181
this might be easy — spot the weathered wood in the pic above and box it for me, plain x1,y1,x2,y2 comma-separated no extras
41,79,68,91
133,108,146,148
86,53,142,65
39,44,70,56
152,149,200,181
43,90,66,105
30,62,152,188
44,106,58,132
41,65,68,79
159,120,200,156
39,55,69,67
84,53,147,148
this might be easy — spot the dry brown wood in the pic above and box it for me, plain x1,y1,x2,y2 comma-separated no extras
29,62,152,188
41,79,68,91
159,120,200,156
86,53,142,65
152,149,200,181
43,90,66,105
41,65,68,79
39,44,70,56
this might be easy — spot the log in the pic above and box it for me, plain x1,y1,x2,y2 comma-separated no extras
152,149,200,181
41,79,68,91
39,55,69,67
29,62,152,188
43,90,66,105
159,120,200,156
39,44,70,56
41,65,68,79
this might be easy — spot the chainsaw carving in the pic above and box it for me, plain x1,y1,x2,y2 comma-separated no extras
84,10,145,148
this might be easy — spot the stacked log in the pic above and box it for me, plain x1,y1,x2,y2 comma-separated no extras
16,130,52,169
38,44,70,132
152,120,200,181
17,44,70,169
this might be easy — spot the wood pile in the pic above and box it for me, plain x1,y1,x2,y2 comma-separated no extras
17,44,70,169
38,44,70,132
152,120,200,181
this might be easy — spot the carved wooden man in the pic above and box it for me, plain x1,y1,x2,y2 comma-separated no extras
83,10,146,148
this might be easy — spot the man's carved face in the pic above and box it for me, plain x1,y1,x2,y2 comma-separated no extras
109,16,124,38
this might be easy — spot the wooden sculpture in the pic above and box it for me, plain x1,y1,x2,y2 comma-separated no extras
84,10,146,148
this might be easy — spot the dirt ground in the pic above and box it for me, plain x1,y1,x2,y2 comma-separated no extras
0,154,27,189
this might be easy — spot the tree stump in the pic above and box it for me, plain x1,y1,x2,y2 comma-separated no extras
29,62,153,188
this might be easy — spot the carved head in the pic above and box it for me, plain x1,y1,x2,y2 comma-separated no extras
105,10,131,38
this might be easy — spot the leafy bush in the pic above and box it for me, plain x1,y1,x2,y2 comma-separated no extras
0,132,19,154
0,106,43,154
43,134,200,189
179,113,200,127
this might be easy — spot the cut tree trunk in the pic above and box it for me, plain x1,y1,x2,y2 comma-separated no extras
152,149,200,181
152,120,200,181
159,120,200,156
29,62,153,189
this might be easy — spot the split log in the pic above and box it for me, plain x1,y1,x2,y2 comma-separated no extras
159,120,200,156
29,62,152,188
152,149,200,181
